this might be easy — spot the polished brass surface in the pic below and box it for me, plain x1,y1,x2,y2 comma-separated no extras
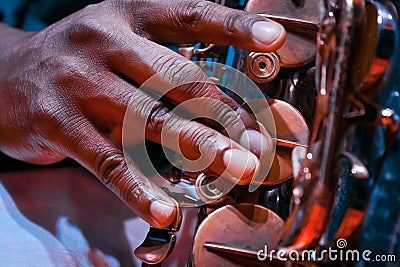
136,0,400,265
192,204,284,267
252,99,309,186
278,0,367,250
134,201,182,264
246,52,280,83
246,0,318,67
195,174,232,206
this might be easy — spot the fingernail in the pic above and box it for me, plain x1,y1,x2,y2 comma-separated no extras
240,129,271,157
223,149,259,180
252,21,283,44
150,200,175,226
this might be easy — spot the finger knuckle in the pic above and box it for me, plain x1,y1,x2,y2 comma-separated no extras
146,101,171,137
211,103,241,131
153,55,204,87
223,11,244,38
47,54,103,94
124,178,147,206
220,113,240,133
68,13,117,48
181,80,209,98
94,150,146,203
53,60,87,89
106,0,144,18
185,90,241,132
106,0,132,11
183,126,219,154
177,0,215,30
94,149,127,187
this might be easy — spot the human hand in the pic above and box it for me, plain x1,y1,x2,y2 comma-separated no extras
0,0,285,228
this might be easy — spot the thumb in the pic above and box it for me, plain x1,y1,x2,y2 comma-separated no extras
131,0,286,52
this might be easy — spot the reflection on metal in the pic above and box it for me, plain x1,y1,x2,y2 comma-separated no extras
278,0,398,253
246,0,319,67
342,152,369,180
192,204,284,267
195,174,231,206
259,99,309,186
136,0,400,265
134,202,182,265
246,52,280,83
178,44,216,59
278,0,367,250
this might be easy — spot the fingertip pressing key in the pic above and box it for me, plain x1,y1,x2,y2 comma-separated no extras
251,20,286,46
239,129,272,158
149,199,177,228
222,148,260,184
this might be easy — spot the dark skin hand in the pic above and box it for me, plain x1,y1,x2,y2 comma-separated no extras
0,0,285,228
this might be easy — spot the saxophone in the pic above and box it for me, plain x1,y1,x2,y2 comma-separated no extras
135,1,400,266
